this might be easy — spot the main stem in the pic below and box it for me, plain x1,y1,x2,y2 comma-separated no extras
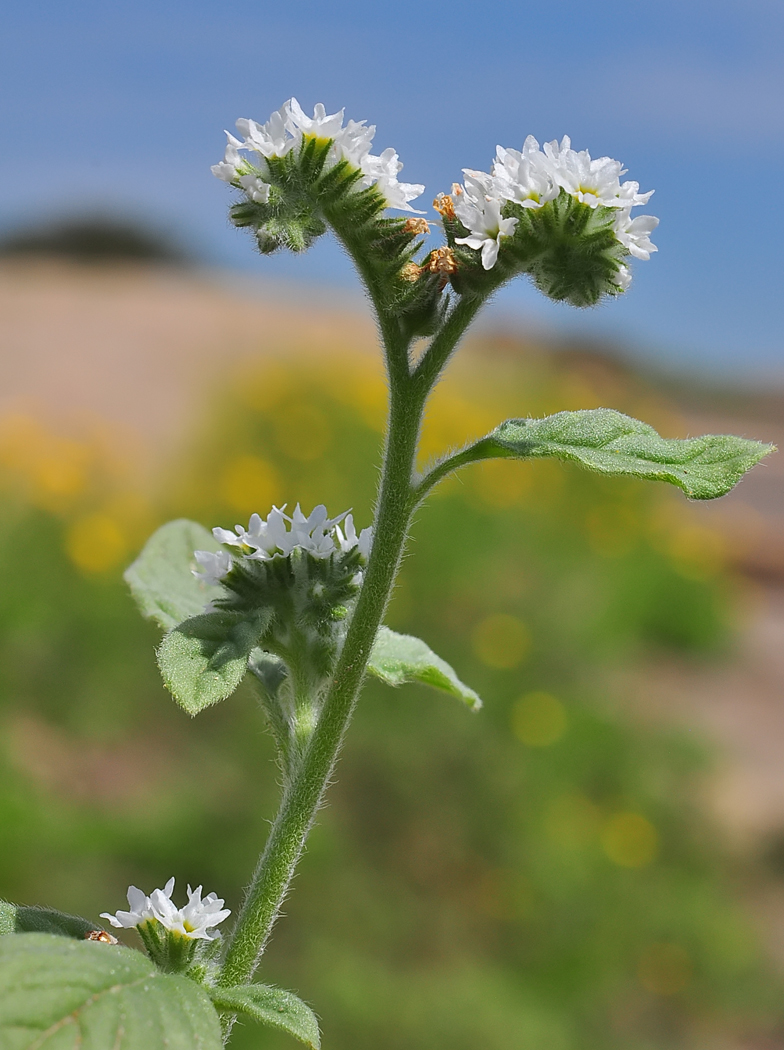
218,362,422,989
218,242,488,989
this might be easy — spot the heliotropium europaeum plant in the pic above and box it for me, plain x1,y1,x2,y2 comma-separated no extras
0,97,773,1050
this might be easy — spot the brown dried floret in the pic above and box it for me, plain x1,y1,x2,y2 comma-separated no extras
400,262,423,282
403,218,431,236
432,193,456,220
85,929,119,944
427,247,458,275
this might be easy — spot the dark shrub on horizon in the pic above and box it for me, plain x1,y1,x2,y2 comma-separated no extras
0,215,191,265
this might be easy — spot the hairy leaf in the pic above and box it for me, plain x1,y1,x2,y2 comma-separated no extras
0,902,100,939
209,983,320,1049
125,519,222,631
474,409,774,499
157,612,265,715
368,627,481,710
0,933,222,1049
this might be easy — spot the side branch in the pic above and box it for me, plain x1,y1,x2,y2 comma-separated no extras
413,294,485,391
413,437,498,501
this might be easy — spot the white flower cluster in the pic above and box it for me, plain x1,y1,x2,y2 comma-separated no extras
194,504,373,585
212,98,424,213
453,135,658,282
101,878,230,941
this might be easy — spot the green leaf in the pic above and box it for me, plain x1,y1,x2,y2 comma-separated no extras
0,933,222,1049
157,612,265,715
474,409,774,500
367,627,481,711
209,983,320,1049
125,519,223,631
0,902,100,939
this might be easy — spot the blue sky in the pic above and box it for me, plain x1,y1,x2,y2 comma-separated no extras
2,0,782,380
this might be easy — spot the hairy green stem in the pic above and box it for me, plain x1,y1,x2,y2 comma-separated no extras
219,273,485,993
219,371,418,989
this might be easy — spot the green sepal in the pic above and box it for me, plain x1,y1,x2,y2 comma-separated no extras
297,134,332,184
0,900,101,939
135,919,202,975
517,193,624,307
394,269,448,339
464,409,774,499
209,982,320,1049
125,519,222,631
367,627,482,711
157,611,267,715
0,933,222,1049
447,192,626,307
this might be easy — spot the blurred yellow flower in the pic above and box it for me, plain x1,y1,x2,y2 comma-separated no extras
601,812,659,868
66,514,127,574
512,691,568,746
472,614,530,669
221,455,280,513
0,415,89,509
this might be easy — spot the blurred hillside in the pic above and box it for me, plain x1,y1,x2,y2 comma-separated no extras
1,257,783,1049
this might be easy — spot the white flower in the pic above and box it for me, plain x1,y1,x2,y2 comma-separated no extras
102,878,230,940
335,514,372,559
101,881,162,929
334,118,376,169
360,148,426,213
454,171,518,270
210,135,244,183
543,136,653,210
492,136,558,209
148,881,231,941
210,133,271,202
616,179,654,208
285,98,346,141
614,209,659,260
613,264,632,291
237,173,271,204
215,98,424,214
236,104,294,159
193,549,232,584
211,504,372,564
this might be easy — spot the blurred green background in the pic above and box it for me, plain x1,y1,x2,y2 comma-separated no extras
0,259,782,1049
